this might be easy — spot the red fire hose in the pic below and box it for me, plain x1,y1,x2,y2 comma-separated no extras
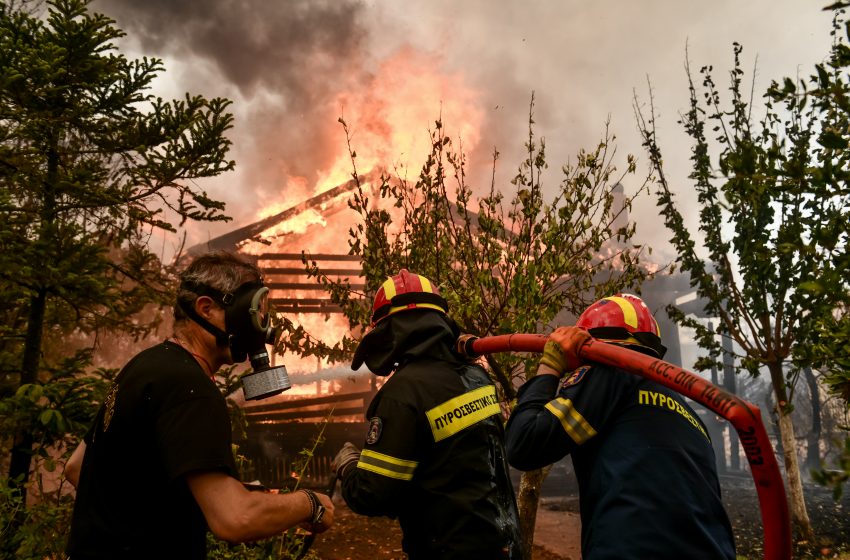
463,333,792,560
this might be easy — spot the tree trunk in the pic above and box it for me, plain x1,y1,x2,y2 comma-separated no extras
804,367,822,476
777,409,814,541
517,468,547,560
708,323,727,474
7,140,58,497
7,289,47,503
720,334,739,471
768,362,814,542
764,390,784,457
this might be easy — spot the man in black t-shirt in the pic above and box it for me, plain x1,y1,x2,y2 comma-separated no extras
506,294,735,560
65,251,334,559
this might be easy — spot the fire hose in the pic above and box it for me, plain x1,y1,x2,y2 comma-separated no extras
458,333,792,560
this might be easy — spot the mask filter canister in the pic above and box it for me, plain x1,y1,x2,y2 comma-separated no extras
237,286,292,400
241,350,292,400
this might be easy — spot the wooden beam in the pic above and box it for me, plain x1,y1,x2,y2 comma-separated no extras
257,253,361,261
247,406,366,423
261,267,363,276
243,390,374,414
270,298,337,305
273,305,344,314
266,282,365,291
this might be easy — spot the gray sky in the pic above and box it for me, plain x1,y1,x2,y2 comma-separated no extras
92,0,835,261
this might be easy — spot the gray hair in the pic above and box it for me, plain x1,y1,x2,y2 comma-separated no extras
173,251,262,322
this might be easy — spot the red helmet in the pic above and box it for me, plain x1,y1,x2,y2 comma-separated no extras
576,293,666,357
370,269,448,327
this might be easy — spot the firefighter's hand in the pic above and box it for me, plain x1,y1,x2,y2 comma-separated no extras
331,442,361,478
540,327,591,377
455,333,479,358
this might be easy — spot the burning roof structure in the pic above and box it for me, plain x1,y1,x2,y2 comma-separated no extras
185,171,698,379
188,173,734,487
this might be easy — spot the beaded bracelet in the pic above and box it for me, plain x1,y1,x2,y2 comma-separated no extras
298,489,325,526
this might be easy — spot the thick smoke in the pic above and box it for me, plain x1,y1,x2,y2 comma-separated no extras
94,0,372,230
101,0,364,103
92,0,834,257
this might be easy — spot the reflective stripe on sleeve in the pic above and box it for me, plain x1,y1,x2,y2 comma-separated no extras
544,397,598,444
425,385,501,442
356,449,418,480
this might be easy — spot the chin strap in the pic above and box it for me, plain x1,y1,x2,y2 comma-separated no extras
178,299,231,347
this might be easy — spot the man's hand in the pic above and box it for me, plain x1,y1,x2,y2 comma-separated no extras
64,441,86,488
539,326,591,377
299,490,335,534
331,442,361,478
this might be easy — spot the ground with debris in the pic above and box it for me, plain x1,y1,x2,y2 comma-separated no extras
311,478,850,560
310,501,571,560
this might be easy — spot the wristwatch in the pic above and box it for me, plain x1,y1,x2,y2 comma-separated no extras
300,489,326,527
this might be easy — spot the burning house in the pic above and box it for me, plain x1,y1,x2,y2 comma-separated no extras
185,172,744,489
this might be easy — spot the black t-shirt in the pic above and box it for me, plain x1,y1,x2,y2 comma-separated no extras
67,340,238,560
506,365,736,560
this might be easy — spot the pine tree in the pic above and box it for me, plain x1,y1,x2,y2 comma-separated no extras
0,0,235,505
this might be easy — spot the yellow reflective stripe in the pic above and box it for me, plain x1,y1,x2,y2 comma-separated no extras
426,385,501,443
382,277,397,299
419,276,434,293
386,301,445,316
544,397,597,444
605,296,638,329
596,336,641,346
356,449,418,480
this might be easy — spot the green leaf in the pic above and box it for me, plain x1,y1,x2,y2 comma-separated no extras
819,128,849,149
38,409,56,427
798,280,825,295
16,384,44,402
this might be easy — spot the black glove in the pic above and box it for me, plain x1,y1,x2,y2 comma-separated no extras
331,442,361,478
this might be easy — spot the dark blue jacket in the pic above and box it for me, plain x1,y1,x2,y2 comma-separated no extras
506,364,736,560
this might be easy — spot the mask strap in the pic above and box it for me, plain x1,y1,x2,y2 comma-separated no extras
180,280,235,306
178,298,231,347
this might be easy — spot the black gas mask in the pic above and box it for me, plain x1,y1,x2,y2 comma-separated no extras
178,279,292,400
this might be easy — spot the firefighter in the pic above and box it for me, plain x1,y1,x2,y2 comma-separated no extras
330,269,523,559
505,293,736,560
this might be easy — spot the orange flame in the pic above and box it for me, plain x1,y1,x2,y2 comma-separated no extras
318,47,483,192
241,47,483,381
